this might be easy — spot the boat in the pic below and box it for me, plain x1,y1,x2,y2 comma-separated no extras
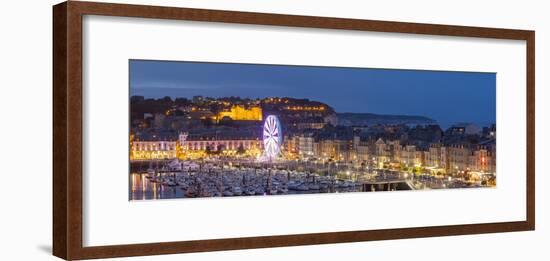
146,168,155,179
200,190,212,197
245,189,255,196
287,181,299,190
309,184,320,190
232,186,243,196
255,187,265,195
185,188,197,198
296,184,309,191
167,159,182,171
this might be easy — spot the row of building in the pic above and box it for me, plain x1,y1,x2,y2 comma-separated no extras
286,134,495,174
130,130,495,175
130,132,263,160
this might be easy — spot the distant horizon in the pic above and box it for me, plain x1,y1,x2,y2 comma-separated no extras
130,60,496,129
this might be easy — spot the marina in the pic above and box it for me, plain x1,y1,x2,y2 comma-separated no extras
129,159,490,200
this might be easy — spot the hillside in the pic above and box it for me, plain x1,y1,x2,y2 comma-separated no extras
337,112,436,126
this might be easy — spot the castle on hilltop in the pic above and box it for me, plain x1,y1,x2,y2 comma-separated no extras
216,105,262,122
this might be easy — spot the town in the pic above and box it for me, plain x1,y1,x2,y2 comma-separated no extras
129,95,496,199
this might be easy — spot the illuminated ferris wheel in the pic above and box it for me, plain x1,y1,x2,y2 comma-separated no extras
263,115,282,159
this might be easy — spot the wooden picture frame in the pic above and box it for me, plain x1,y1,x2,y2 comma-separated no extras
53,1,535,260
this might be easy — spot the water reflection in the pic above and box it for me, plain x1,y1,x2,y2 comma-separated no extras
129,173,185,200
128,172,392,200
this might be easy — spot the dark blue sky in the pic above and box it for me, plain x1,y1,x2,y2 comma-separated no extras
130,60,496,128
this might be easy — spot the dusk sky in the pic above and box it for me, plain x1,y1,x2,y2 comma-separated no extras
130,60,496,128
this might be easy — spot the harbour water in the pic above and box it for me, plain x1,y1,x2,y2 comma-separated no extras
128,159,415,200
129,172,382,200
128,159,492,201
130,173,185,200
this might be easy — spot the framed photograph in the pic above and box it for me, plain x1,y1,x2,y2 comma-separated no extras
53,1,535,260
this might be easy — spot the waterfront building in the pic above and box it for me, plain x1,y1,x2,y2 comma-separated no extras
356,143,370,162
284,135,299,157
350,136,369,162
312,141,321,158
440,146,450,172
387,140,402,164
400,145,423,167
426,143,443,168
448,144,471,173
132,140,177,160
352,136,360,150
470,148,489,172
298,135,315,158
318,139,352,162
375,138,390,167
468,142,496,173
131,131,263,160
183,138,261,152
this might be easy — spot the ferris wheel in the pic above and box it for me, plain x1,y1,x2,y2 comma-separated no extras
263,115,282,159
